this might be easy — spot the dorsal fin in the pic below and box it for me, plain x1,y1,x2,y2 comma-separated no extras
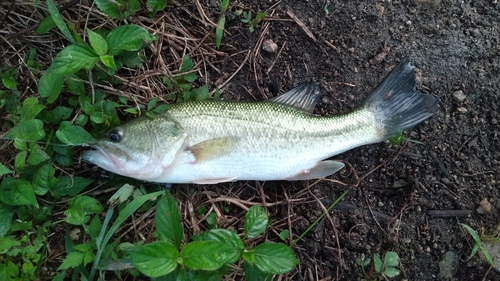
267,82,321,114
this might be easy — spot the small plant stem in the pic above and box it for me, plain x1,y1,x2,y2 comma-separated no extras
89,207,114,280
291,190,348,247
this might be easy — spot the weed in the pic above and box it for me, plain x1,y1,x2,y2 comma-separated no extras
387,131,423,146
460,223,496,266
356,251,401,279
0,1,161,279
95,0,168,19
162,56,210,103
240,10,267,32
104,191,298,279
291,190,348,246
53,185,164,280
215,0,230,48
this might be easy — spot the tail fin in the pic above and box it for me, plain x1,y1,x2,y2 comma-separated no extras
364,58,438,138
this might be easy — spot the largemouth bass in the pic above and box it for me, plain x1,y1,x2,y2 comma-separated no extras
82,58,438,184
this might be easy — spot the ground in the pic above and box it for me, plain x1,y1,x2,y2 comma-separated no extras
1,0,500,280
203,1,500,279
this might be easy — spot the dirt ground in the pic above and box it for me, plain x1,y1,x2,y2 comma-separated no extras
187,0,500,280
3,0,500,280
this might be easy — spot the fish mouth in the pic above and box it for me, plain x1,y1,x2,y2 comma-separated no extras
81,144,125,171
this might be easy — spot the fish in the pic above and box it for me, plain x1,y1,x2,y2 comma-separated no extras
82,58,438,184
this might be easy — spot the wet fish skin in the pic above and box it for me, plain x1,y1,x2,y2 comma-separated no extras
82,58,438,184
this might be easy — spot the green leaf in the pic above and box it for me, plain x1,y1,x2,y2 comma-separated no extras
32,160,55,195
106,25,156,55
67,75,86,95
180,241,240,270
221,0,230,11
383,251,399,267
244,206,268,238
94,0,121,19
56,121,96,145
46,0,75,43
215,16,226,49
83,250,95,266
0,178,38,208
51,176,94,199
192,229,244,252
87,29,108,56
194,85,209,100
128,241,179,277
0,236,21,252
42,106,73,124
251,242,298,274
155,192,183,248
279,229,289,241
183,72,198,83
181,56,194,72
126,0,141,17
19,97,44,121
153,104,169,114
373,253,383,273
147,0,167,12
64,195,103,225
243,260,273,281
38,71,65,103
0,204,14,236
147,97,159,111
0,163,13,176
6,119,45,150
15,151,28,170
101,190,165,248
121,50,145,68
47,44,99,75
58,252,84,270
1,68,17,90
383,266,401,278
88,215,102,241
206,211,217,228
36,16,56,34
100,55,117,71
26,142,50,166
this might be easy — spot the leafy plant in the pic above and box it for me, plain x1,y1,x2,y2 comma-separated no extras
0,2,160,279
356,251,401,279
215,0,230,48
126,192,298,279
0,221,48,280
54,185,165,280
163,56,209,103
387,131,423,146
460,223,495,266
240,11,266,32
94,0,168,19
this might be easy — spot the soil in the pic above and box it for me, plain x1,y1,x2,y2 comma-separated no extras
3,0,500,280
187,0,500,280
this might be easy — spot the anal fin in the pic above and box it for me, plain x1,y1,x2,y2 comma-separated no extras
191,177,237,184
285,161,344,181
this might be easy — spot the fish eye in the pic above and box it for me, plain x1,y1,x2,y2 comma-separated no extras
108,128,123,142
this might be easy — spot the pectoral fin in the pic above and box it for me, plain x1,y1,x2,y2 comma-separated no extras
189,137,238,163
285,160,345,181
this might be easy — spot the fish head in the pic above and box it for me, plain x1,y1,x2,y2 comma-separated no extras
82,115,187,181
